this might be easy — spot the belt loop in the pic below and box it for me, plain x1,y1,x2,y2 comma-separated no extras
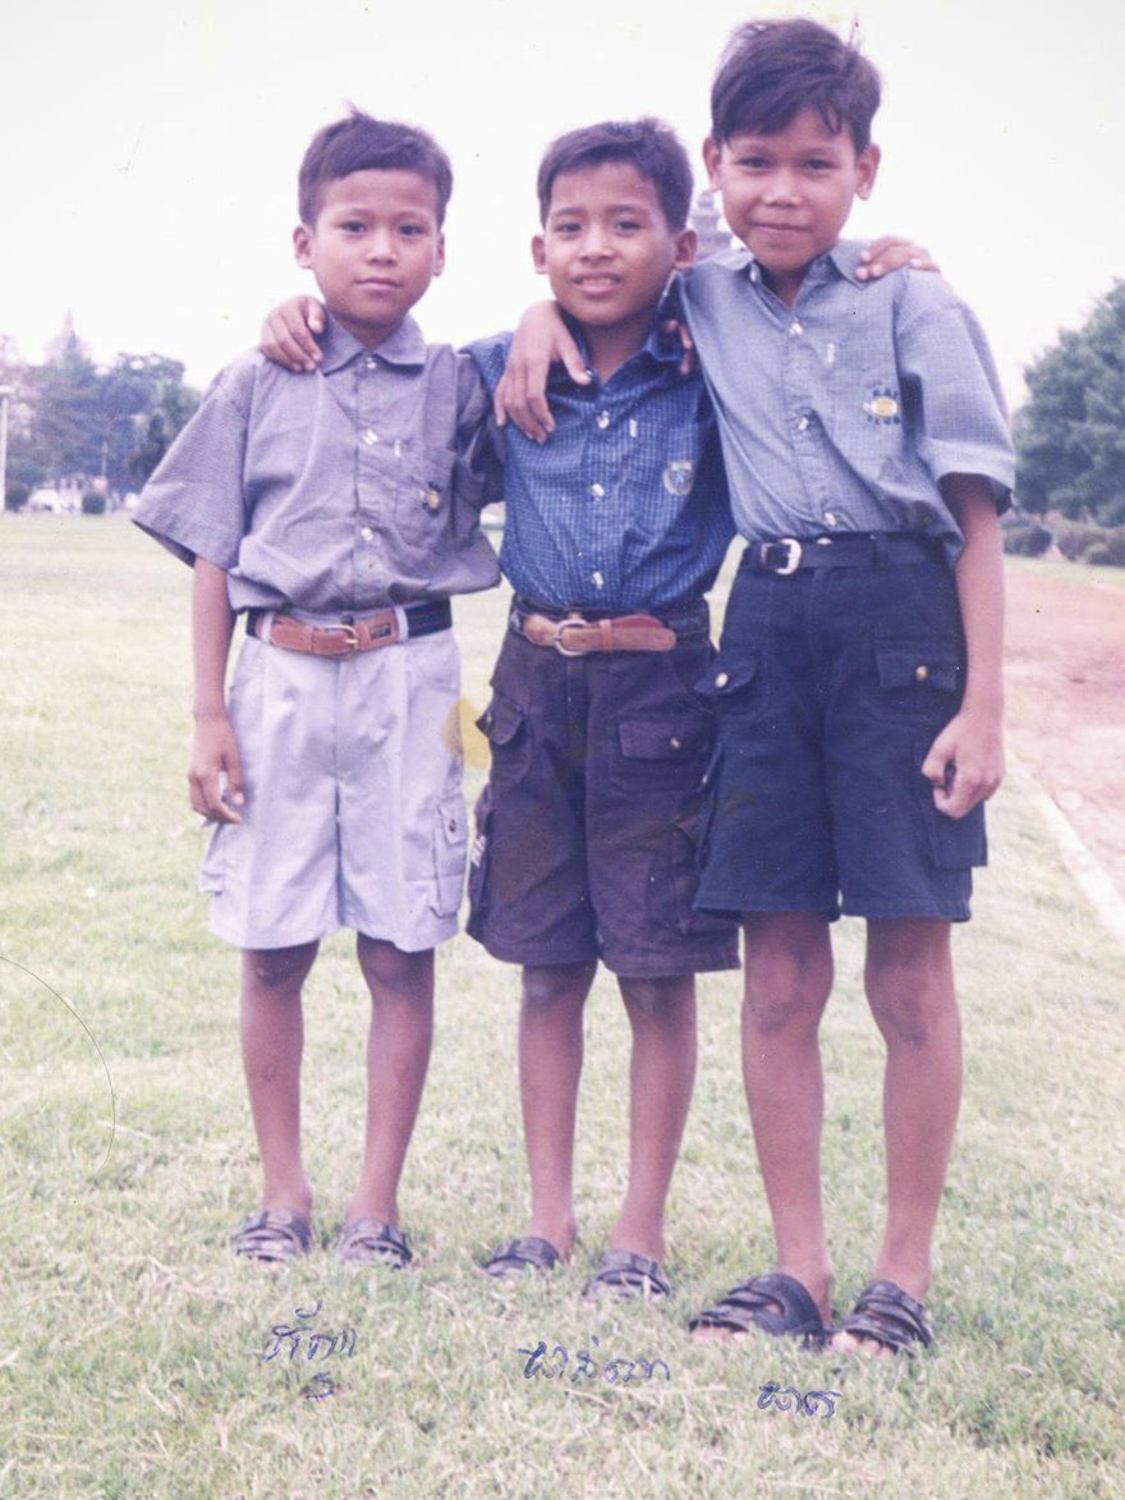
258,609,276,644
393,604,409,641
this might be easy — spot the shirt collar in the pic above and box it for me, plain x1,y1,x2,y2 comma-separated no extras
721,237,865,291
318,311,427,374
548,300,685,390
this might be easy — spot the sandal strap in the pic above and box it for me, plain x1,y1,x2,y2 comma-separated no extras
584,1249,672,1299
841,1279,933,1353
232,1209,312,1262
336,1217,412,1268
689,1271,826,1343
484,1235,560,1276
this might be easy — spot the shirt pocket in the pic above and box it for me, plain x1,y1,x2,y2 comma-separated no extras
621,421,705,533
392,441,456,547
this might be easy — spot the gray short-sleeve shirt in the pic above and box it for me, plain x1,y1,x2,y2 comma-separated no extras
134,313,501,612
681,241,1014,563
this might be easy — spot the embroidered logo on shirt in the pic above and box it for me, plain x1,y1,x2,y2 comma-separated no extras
863,387,901,425
663,460,695,496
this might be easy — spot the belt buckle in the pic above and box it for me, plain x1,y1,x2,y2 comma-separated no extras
326,622,361,655
554,612,588,657
765,537,803,575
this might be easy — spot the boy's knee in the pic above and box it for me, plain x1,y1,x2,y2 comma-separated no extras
357,935,433,993
521,961,597,1008
245,941,317,990
618,973,694,1021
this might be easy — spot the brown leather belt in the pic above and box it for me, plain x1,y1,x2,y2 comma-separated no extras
509,599,707,655
248,598,451,657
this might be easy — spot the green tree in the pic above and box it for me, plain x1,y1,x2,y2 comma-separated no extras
1014,281,1125,525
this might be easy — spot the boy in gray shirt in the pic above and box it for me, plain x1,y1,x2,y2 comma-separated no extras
135,110,499,1266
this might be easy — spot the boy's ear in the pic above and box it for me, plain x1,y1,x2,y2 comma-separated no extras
293,224,314,268
531,233,548,275
855,143,881,201
434,232,446,278
674,226,698,272
702,136,723,190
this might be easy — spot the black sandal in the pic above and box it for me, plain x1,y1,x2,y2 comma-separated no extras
483,1235,560,1279
689,1271,827,1346
335,1218,412,1269
837,1279,933,1354
231,1208,313,1265
582,1249,672,1301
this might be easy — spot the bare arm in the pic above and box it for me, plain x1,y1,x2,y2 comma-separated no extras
920,476,1005,818
189,558,244,823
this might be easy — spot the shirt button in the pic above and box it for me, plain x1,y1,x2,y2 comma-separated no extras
596,411,610,430
789,321,804,336
592,570,605,589
365,356,378,369
361,428,378,445
715,671,730,688
360,526,374,541
590,482,606,499
824,511,838,526
915,664,929,682
796,415,810,432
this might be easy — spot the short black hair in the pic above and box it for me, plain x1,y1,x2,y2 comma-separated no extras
536,118,694,230
298,108,453,226
711,18,881,152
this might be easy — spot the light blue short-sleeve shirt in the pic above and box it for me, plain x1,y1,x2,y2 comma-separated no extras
681,240,1014,563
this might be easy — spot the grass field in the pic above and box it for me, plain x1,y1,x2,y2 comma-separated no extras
2,516,1123,1499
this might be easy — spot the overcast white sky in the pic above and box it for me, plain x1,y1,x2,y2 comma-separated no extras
2,0,1122,408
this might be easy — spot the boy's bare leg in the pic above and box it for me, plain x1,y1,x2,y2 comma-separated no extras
833,916,960,1355
519,960,598,1256
609,974,697,1263
240,941,319,1216
697,911,835,1338
346,936,435,1226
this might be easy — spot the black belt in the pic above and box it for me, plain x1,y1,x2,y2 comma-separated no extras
742,533,945,576
509,595,709,641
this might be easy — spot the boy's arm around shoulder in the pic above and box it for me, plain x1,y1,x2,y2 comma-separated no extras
132,354,258,573
448,350,505,556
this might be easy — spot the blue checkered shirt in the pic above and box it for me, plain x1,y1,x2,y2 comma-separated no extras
468,321,733,612
681,241,1013,563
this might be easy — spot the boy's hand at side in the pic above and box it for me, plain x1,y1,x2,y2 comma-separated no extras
921,708,1003,819
260,296,326,372
494,301,588,442
189,711,245,824
857,237,939,280
923,473,1006,819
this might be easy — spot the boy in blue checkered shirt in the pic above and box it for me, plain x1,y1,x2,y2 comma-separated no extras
499,19,1012,1351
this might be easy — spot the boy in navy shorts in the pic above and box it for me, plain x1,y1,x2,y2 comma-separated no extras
134,111,499,1265
679,18,1013,1352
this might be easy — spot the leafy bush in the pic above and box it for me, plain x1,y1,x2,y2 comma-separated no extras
1082,528,1125,567
81,490,106,516
5,480,29,512
1053,521,1108,561
1002,521,1053,557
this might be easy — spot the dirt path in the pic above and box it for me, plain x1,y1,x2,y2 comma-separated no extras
1004,567,1125,895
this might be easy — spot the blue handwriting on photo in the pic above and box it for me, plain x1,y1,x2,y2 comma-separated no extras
517,1336,669,1386
757,1382,842,1419
259,1302,358,1400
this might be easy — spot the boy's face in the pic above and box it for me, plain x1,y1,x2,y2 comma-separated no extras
293,169,445,345
533,161,695,343
704,108,879,304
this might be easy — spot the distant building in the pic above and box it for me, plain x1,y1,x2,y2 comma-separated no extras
691,189,733,261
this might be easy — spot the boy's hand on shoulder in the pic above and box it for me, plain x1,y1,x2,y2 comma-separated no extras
921,709,1004,819
260,296,326,372
189,711,245,824
494,301,588,442
856,237,940,281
